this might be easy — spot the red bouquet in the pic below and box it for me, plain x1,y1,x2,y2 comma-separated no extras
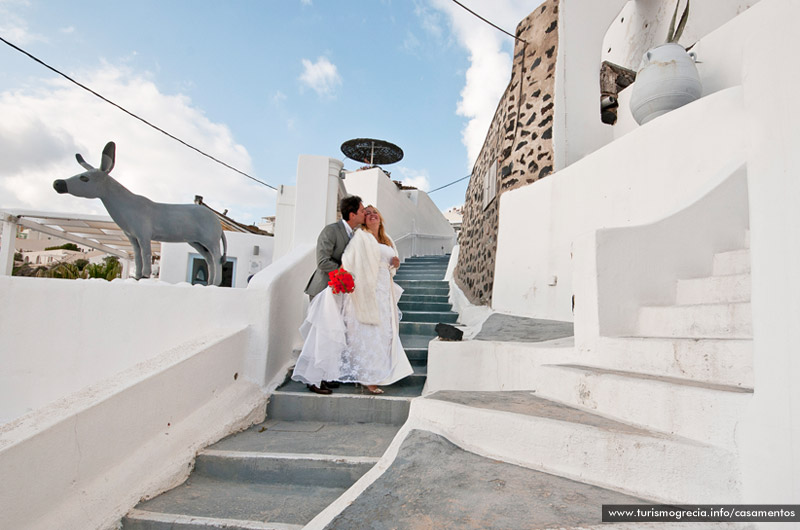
328,267,355,294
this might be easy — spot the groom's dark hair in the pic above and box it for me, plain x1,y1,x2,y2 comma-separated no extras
340,195,363,222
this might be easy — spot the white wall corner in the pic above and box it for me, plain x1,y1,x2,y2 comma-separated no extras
554,0,628,170
571,230,600,352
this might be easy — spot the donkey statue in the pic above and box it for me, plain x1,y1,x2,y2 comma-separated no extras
53,142,227,286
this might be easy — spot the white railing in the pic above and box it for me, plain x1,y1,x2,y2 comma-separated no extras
394,232,456,262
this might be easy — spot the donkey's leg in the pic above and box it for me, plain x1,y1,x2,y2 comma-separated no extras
207,240,224,287
128,237,143,279
139,238,152,278
189,242,216,286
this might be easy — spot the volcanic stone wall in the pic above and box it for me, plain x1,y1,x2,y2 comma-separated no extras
455,0,560,305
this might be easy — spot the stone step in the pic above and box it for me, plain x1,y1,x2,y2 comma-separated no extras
209,420,402,459
122,476,346,529
122,419,403,530
193,450,374,489
394,274,446,281
267,390,412,425
326,429,666,529
595,336,753,388
400,321,437,335
406,254,450,261
399,294,450,304
399,287,450,297
400,310,458,323
124,508,305,529
531,364,752,447
398,301,453,312
712,248,750,276
397,263,449,269
394,279,448,289
675,273,751,305
401,334,431,363
636,302,752,339
412,393,742,505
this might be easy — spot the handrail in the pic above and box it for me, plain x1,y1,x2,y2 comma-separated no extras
394,232,454,242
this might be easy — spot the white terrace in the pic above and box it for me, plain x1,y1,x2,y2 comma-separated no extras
2,0,800,528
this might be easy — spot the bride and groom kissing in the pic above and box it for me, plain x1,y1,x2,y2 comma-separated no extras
292,195,413,395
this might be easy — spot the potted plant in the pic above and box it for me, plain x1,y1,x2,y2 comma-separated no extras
629,0,701,125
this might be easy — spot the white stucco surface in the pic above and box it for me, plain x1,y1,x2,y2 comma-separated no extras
0,235,316,529
602,0,760,75
342,168,455,260
0,276,267,423
735,0,800,504
159,231,274,287
0,327,266,530
494,85,745,321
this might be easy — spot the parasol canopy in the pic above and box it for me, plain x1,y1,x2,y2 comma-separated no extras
341,138,403,165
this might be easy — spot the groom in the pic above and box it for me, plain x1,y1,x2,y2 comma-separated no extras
303,195,365,394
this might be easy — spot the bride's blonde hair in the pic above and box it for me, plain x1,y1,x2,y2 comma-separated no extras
363,205,392,247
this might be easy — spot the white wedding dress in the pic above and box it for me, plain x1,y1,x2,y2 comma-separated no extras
292,243,413,387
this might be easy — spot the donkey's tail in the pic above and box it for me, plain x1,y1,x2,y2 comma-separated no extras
220,230,228,265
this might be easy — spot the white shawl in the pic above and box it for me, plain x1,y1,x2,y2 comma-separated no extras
342,228,396,325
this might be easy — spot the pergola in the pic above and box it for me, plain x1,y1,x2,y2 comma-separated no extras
0,209,151,277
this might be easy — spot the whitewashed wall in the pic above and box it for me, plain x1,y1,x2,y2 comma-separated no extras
735,0,800,506
272,184,296,261
0,277,265,423
343,168,455,260
0,239,315,530
160,231,274,288
554,0,760,169
612,0,765,138
493,85,745,320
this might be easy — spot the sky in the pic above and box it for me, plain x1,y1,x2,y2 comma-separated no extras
0,0,541,225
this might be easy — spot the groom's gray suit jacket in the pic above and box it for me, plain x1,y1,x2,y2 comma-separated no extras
305,220,351,298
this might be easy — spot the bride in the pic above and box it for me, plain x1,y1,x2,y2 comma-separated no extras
292,205,413,394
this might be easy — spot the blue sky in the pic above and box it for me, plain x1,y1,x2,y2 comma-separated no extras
0,0,540,224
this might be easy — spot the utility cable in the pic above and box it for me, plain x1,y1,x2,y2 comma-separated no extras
0,35,277,191
428,174,471,194
450,0,527,44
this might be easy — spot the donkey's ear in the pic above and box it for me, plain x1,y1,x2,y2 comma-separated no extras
100,142,116,173
76,153,95,171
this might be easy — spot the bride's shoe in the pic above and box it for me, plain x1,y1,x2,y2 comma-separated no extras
366,385,384,394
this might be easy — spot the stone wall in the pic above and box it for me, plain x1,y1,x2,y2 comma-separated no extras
455,0,560,305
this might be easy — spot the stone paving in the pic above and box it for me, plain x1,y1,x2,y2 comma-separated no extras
474,313,574,343
325,430,648,530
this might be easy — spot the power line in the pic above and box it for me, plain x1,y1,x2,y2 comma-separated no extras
0,35,277,191
450,0,527,44
428,174,471,194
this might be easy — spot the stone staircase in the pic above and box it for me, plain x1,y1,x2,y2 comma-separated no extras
122,254,454,529
507,235,754,501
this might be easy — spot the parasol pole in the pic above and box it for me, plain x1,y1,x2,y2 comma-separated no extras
370,141,374,165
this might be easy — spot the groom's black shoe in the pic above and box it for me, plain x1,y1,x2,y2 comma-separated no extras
322,381,340,389
307,384,332,395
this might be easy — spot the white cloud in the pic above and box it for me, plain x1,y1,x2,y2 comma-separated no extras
0,1,46,45
271,90,287,105
299,57,342,97
300,0,312,5
0,65,274,224
395,167,431,191
428,0,542,169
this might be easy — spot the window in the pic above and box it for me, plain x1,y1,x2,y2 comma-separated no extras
187,254,236,287
483,160,498,210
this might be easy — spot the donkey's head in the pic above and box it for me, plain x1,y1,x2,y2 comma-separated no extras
53,141,117,199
